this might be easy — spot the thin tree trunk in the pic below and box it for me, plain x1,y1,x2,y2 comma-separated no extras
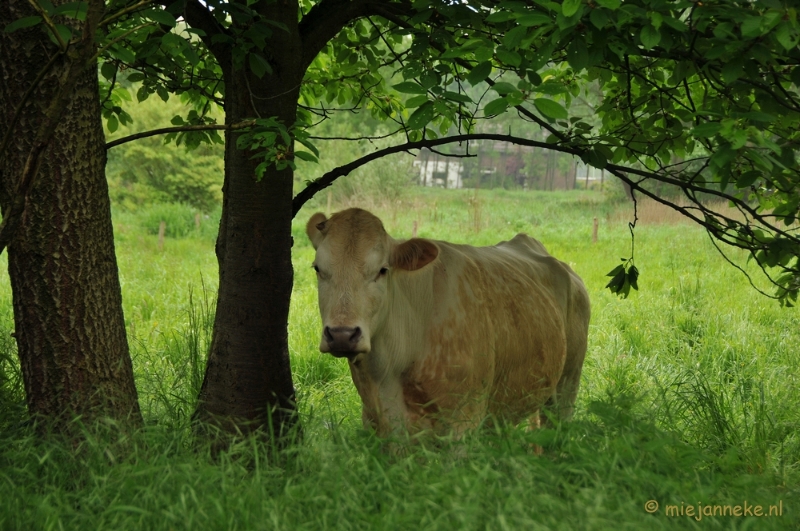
0,0,141,429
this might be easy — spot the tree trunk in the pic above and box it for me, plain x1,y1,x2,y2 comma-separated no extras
0,1,141,429
194,3,301,438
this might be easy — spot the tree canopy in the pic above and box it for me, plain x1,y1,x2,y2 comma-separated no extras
60,0,796,303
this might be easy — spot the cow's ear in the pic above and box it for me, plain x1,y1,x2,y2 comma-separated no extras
306,212,328,249
391,238,439,271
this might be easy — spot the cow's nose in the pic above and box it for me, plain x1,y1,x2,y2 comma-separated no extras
324,326,362,354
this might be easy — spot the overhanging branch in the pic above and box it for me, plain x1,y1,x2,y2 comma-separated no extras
105,120,254,150
292,133,574,216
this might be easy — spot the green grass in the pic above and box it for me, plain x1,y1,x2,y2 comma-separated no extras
1,188,798,530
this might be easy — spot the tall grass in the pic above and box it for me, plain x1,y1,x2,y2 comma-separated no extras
0,187,797,530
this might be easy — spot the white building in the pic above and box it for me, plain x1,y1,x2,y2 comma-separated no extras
413,151,463,189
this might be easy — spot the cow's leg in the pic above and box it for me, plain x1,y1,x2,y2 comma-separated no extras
376,377,410,437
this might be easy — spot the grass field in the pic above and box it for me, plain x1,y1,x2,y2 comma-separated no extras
1,187,798,530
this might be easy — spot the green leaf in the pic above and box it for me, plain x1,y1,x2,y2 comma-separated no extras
484,97,509,116
517,13,552,27
466,61,493,85
775,22,799,50
486,11,516,23
53,24,72,44
156,85,169,102
661,16,688,32
640,25,660,50
443,91,473,104
51,2,87,20
692,122,721,138
106,114,118,133
100,61,117,81
495,48,522,67
294,151,318,163
589,9,608,29
405,95,430,108
4,16,42,33
736,170,761,188
594,0,620,9
407,101,435,129
534,98,568,120
566,39,588,71
491,82,518,95
142,8,176,27
393,81,427,94
561,0,582,18
248,54,272,78
504,25,528,49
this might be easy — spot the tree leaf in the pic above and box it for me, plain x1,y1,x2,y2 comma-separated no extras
393,81,427,94
4,16,42,33
248,53,272,78
142,8,176,27
106,114,118,133
534,98,568,120
484,97,509,116
561,0,582,18
640,25,660,50
495,48,521,67
466,61,493,86
594,0,620,9
692,122,721,138
407,101,435,129
100,61,117,81
294,151,318,163
517,13,552,27
51,2,87,20
491,82,518,95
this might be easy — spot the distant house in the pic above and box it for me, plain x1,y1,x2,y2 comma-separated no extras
413,149,463,188
414,142,590,190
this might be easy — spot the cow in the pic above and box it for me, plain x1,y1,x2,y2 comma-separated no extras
305,207,590,439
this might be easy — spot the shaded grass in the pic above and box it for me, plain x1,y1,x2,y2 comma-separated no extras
0,188,798,529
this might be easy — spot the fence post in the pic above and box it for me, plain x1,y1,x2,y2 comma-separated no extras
412,220,418,238
592,217,598,244
158,221,166,250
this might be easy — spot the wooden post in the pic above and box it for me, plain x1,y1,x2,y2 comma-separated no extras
600,169,605,191
158,221,166,250
412,220,418,238
195,213,201,230
592,217,598,244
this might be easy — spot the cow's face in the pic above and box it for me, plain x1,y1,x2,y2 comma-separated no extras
306,208,438,358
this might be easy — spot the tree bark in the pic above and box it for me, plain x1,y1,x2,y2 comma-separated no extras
193,1,301,438
0,0,141,429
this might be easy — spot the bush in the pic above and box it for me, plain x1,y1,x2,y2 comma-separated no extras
139,203,204,238
106,95,224,213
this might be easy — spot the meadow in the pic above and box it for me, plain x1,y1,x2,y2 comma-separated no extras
0,187,798,530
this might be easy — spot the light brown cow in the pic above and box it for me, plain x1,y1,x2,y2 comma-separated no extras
306,208,590,438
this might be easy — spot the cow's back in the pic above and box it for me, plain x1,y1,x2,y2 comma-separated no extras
402,233,588,429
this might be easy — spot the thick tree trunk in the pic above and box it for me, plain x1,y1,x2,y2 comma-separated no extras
194,3,301,438
0,1,141,429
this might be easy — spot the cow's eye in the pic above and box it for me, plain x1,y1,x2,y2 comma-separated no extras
378,267,388,276
312,264,320,273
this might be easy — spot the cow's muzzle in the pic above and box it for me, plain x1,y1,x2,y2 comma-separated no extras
323,326,363,357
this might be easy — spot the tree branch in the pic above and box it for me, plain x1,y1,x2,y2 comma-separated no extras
299,0,411,70
292,133,575,216
105,120,255,150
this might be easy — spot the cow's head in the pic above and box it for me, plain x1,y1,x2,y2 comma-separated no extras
306,208,438,358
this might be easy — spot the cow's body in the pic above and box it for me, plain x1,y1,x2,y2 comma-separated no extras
306,208,590,437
